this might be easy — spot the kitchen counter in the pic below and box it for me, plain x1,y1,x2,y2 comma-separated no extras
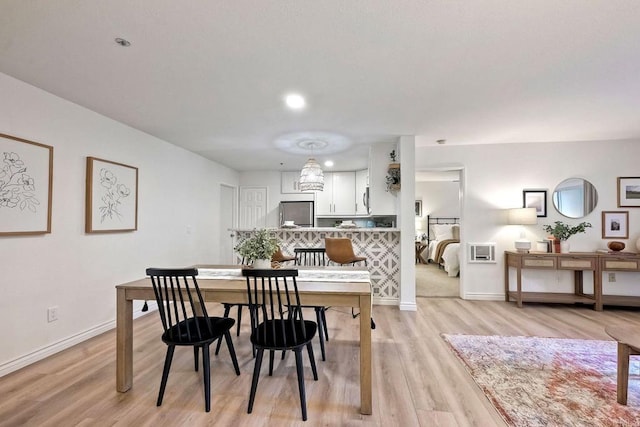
232,227,400,304
233,227,399,232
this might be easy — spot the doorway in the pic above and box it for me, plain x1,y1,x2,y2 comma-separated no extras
415,169,462,298
219,184,237,264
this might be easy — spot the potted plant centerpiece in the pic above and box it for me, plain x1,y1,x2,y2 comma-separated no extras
234,228,279,268
386,150,401,192
542,220,592,253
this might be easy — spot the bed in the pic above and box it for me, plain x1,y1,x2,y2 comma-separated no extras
423,216,460,277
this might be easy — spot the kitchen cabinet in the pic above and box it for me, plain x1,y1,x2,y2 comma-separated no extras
316,172,356,216
281,171,308,193
355,169,369,215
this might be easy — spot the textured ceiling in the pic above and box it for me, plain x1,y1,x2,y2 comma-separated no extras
1,1,639,171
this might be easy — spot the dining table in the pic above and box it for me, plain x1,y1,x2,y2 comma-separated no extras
115,264,373,415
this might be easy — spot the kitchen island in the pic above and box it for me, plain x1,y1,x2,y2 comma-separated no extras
233,227,400,304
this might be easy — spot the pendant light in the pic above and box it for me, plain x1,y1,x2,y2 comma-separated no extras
299,141,324,191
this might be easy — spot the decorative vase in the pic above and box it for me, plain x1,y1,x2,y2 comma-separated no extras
560,240,570,253
253,259,272,269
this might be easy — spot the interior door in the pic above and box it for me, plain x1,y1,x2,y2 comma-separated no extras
239,186,267,228
219,184,236,264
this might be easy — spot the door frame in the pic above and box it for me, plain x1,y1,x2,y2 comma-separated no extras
414,166,465,298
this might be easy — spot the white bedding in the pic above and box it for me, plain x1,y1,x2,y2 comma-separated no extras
423,239,460,277
441,242,460,277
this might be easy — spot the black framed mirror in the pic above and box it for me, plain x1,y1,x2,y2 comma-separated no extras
552,178,598,218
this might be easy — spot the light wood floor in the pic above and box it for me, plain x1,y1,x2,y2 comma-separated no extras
2,299,639,426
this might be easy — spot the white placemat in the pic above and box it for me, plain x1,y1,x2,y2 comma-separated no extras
197,268,370,282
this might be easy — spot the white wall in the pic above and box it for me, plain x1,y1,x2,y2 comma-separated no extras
415,180,460,236
239,171,314,226
416,139,640,300
0,73,239,374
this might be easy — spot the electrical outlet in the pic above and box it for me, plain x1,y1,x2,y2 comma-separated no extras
47,306,59,322
608,273,616,283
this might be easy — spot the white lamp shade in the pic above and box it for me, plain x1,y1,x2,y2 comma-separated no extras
299,158,324,191
508,208,537,225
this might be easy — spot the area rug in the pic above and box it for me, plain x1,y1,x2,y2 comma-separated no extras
442,334,640,427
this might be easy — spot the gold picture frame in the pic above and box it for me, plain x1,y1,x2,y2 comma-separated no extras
0,133,53,236
86,157,138,233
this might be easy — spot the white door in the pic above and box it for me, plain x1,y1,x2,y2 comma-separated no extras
239,187,268,228
332,172,356,215
219,184,236,264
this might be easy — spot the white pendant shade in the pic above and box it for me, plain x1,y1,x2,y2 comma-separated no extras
299,158,324,191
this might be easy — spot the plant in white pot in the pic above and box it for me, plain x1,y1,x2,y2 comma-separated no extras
234,228,279,268
542,221,592,253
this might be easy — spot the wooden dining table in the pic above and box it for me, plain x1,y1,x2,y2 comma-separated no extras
115,265,373,415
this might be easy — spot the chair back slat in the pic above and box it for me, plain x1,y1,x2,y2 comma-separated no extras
242,269,308,348
146,267,214,344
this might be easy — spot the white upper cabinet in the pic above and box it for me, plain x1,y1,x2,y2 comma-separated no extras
316,172,356,216
281,171,309,193
355,169,369,215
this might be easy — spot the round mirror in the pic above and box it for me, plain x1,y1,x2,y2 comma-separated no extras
552,178,598,218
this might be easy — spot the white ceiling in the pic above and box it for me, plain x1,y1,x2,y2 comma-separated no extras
1,1,639,172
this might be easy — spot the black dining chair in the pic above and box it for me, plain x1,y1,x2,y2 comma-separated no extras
242,268,318,421
146,267,240,412
294,247,329,361
215,247,294,357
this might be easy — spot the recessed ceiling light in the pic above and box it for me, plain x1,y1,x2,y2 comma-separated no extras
324,160,334,167
285,93,305,110
115,38,131,47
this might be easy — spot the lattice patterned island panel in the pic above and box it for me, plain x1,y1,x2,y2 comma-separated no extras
233,228,401,303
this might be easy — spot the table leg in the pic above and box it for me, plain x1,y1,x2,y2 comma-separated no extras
594,270,603,311
618,342,630,405
504,258,510,302
516,265,523,308
360,294,372,415
116,289,133,392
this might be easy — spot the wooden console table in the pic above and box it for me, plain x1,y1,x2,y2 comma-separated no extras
505,251,640,311
505,251,600,310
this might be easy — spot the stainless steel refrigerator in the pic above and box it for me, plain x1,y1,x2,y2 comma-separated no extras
279,201,314,227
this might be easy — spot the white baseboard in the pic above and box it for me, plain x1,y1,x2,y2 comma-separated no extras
0,307,152,378
373,297,399,306
398,302,418,311
462,292,504,301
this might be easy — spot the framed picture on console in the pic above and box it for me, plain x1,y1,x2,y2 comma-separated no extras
523,189,547,217
617,177,640,207
602,211,628,239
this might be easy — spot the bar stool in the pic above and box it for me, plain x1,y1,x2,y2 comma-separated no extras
324,237,375,329
324,237,367,266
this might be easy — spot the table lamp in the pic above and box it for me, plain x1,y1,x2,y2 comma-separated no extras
508,208,537,253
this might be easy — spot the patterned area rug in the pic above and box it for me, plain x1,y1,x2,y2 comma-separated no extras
443,334,640,427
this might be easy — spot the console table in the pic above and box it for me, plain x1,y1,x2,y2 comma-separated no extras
504,251,640,311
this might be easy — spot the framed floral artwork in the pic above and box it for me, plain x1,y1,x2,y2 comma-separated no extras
523,189,547,217
86,157,138,233
0,133,53,236
601,211,628,239
617,177,640,207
